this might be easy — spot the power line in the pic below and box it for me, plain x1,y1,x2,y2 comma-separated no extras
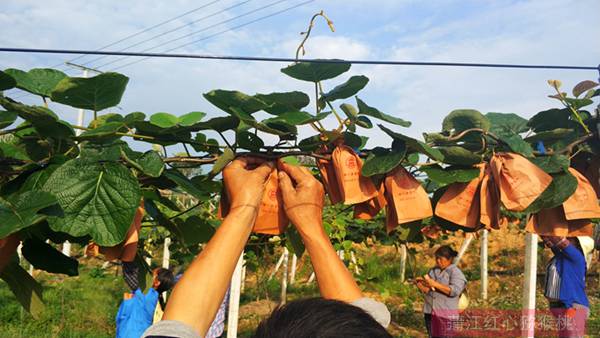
81,0,252,67
94,0,291,70
1,47,597,71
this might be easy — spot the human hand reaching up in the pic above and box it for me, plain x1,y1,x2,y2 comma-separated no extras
223,157,274,210
277,161,325,235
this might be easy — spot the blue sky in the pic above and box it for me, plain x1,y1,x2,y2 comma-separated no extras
1,0,599,152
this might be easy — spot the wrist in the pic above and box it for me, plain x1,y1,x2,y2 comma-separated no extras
227,205,258,224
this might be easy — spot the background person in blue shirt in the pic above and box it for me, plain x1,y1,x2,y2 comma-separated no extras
542,235,594,338
116,267,176,338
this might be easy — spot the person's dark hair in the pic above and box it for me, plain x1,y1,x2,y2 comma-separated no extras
155,268,175,310
435,245,458,260
252,297,392,338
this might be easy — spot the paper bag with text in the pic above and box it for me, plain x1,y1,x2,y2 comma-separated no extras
332,145,378,205
435,165,484,229
490,152,552,212
253,169,289,235
384,166,433,233
317,158,343,205
354,184,387,220
563,167,600,220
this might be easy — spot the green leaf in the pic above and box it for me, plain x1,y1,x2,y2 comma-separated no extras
524,128,575,143
178,111,206,126
0,191,58,238
80,141,124,162
343,132,364,149
0,97,74,139
523,170,578,214
50,72,129,111
285,225,305,258
378,125,444,161
22,238,79,276
0,143,29,161
356,116,373,129
320,75,369,103
527,108,571,132
485,112,529,136
124,112,146,125
0,259,45,318
135,151,164,177
361,146,406,177
265,111,330,125
237,131,264,151
421,165,480,185
5,68,67,97
203,90,267,115
572,80,599,97
280,60,351,82
340,103,358,119
254,91,310,115
356,97,411,127
77,121,126,141
163,169,209,200
0,70,16,91
564,97,594,110
190,116,239,132
42,159,141,246
499,133,534,157
173,216,215,246
530,155,570,174
442,109,490,133
150,112,179,128
298,134,324,151
437,146,482,165
229,107,291,136
211,147,235,175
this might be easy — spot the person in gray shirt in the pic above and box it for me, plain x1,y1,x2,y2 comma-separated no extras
143,159,391,338
415,245,467,338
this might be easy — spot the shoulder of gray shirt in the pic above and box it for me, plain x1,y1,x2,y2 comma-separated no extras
141,297,391,338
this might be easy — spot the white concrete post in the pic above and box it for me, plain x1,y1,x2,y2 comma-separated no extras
454,233,474,264
399,244,407,283
522,233,538,338
280,248,289,304
240,259,247,293
227,253,244,338
480,229,488,300
289,254,297,285
350,251,360,275
269,251,286,280
162,237,171,269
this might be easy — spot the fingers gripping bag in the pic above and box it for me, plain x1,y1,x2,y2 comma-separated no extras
479,165,501,229
317,157,343,205
332,145,378,205
490,153,552,212
384,166,433,233
218,168,289,235
435,165,484,229
354,184,387,220
0,234,20,273
562,168,600,220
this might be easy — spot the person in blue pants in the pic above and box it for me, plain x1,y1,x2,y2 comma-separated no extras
116,267,175,338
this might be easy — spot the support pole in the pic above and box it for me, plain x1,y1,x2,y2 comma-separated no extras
399,244,407,283
289,254,297,285
269,251,286,280
227,253,243,338
280,248,289,305
240,259,247,293
454,233,475,264
350,251,360,275
307,271,315,284
162,237,171,269
522,233,538,338
480,229,488,300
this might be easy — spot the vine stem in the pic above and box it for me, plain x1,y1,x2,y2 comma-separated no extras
295,10,335,61
318,81,343,128
551,84,591,134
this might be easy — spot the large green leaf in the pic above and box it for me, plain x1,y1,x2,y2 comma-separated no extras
163,169,209,200
50,72,129,111
298,134,324,151
356,97,411,127
211,147,235,174
0,70,16,91
0,259,45,318
42,159,141,246
178,111,206,126
0,191,58,238
499,133,534,157
122,150,164,177
173,216,215,246
281,60,351,82
77,121,127,141
442,109,490,133
485,112,529,136
523,170,577,214
420,165,480,186
320,75,369,104
203,90,267,115
4,68,67,97
378,125,444,161
264,111,330,125
437,146,482,165
150,112,179,128
0,96,74,139
188,116,239,132
527,108,571,132
361,146,406,177
22,238,79,276
237,131,264,151
530,155,570,174
254,91,310,115
229,107,291,136
524,128,575,143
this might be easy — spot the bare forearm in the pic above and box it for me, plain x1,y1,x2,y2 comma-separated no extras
163,206,256,336
428,280,452,296
300,224,362,302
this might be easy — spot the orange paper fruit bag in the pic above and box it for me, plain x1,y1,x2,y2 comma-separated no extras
317,158,343,205
526,206,594,237
253,169,289,235
490,153,552,211
332,145,378,205
384,166,433,232
562,168,600,220
354,184,387,220
479,165,500,229
435,165,484,229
